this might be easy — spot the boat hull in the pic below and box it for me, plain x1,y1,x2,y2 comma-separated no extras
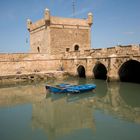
46,84,96,94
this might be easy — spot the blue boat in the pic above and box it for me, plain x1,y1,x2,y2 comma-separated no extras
46,83,96,93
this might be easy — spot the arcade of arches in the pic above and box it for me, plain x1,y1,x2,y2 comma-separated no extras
77,60,140,83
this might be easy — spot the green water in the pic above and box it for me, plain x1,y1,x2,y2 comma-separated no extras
0,78,140,140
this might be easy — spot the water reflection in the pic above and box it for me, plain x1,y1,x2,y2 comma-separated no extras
31,78,140,139
0,79,140,140
120,82,140,107
0,83,46,107
93,81,140,124
32,91,96,140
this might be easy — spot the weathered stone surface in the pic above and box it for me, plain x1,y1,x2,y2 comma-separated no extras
0,71,69,85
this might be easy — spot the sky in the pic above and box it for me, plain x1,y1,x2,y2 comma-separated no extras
0,0,140,53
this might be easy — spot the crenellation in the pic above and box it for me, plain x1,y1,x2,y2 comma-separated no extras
29,19,45,31
51,16,89,26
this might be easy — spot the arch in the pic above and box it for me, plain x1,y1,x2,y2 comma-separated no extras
77,65,86,78
37,46,40,53
93,62,107,80
74,45,79,51
118,60,140,83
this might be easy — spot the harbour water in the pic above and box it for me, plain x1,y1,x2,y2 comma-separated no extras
0,77,140,140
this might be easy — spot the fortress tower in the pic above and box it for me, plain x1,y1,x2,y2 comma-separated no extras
27,8,93,55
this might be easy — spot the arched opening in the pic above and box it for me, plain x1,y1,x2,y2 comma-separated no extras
93,63,107,80
74,45,79,51
118,60,140,83
77,65,86,78
37,47,40,53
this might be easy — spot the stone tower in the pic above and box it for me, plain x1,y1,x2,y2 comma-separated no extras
27,8,93,55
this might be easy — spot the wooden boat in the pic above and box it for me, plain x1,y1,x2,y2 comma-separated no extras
45,83,96,93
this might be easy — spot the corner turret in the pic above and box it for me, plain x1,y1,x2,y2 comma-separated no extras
27,19,32,31
44,8,50,23
87,12,93,26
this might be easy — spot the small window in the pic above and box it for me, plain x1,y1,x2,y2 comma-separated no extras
66,48,70,52
37,47,40,53
74,45,79,51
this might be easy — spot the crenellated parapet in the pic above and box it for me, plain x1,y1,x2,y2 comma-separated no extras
27,8,93,32
64,44,140,59
27,8,50,32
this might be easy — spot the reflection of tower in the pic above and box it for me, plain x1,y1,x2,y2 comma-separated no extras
106,83,122,108
32,96,96,139
97,82,127,112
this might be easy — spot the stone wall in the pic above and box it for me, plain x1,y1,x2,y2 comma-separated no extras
64,45,140,58
50,28,90,55
0,53,61,76
30,27,46,53
62,45,140,80
0,45,139,82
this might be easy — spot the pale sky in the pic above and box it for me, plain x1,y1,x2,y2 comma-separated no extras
0,0,140,53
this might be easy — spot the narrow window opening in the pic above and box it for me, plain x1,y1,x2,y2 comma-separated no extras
74,45,79,51
66,48,70,52
37,47,40,53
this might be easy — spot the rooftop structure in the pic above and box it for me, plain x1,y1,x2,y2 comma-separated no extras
27,8,93,55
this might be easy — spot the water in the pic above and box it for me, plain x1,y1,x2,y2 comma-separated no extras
0,78,140,140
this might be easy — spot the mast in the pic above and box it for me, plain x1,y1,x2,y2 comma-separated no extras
72,0,76,17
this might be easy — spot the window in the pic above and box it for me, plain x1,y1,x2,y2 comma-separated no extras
37,47,40,53
66,48,70,52
74,45,79,51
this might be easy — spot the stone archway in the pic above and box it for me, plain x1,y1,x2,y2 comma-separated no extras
93,63,107,80
77,65,86,78
118,60,140,83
